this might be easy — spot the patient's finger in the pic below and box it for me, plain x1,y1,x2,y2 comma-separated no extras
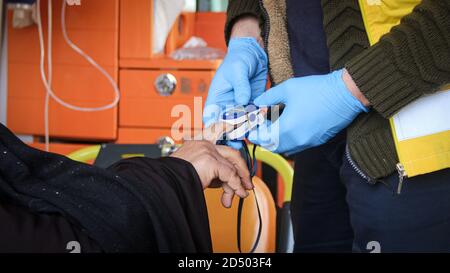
216,145,253,190
214,159,248,199
200,122,235,144
221,183,235,208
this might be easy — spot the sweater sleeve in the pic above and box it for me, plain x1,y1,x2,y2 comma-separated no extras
345,0,450,118
225,0,263,45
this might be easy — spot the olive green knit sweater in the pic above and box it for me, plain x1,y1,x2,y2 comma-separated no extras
225,0,450,179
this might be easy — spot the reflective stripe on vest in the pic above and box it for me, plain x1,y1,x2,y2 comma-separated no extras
358,0,450,177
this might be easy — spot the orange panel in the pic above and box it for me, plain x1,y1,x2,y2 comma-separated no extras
165,12,227,55
10,1,118,67
119,69,212,128
194,12,227,52
165,13,196,55
117,127,203,144
119,0,226,68
7,0,119,140
121,11,223,70
119,57,221,70
119,0,153,60
28,142,89,156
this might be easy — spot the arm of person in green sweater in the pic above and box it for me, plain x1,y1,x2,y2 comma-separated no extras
224,0,263,45
224,0,450,118
346,0,450,118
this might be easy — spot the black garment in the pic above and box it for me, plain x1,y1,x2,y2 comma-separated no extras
286,0,330,77
341,154,450,253
0,202,102,253
291,132,353,252
285,0,353,252
0,123,212,253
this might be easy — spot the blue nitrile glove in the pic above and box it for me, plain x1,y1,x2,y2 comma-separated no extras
203,37,268,148
248,69,369,154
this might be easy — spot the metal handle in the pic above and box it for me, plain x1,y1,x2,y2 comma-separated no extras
154,73,177,96
158,136,179,157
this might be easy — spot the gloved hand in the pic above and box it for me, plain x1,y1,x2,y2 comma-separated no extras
248,69,369,154
203,37,268,148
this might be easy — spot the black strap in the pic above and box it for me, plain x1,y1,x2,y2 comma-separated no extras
237,188,263,253
237,142,262,253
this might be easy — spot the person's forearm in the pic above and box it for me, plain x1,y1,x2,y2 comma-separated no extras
231,18,368,107
342,69,370,107
224,0,262,45
230,16,264,47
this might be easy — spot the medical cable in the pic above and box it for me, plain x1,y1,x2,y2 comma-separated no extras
237,142,262,253
36,0,121,151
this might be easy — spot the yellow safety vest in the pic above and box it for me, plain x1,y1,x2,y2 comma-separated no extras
358,0,450,178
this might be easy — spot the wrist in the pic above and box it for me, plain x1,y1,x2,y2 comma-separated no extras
342,68,370,107
228,37,268,65
230,15,263,47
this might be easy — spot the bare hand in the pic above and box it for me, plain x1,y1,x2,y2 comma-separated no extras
171,141,253,208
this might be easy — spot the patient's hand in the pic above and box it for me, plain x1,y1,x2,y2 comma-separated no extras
171,141,253,208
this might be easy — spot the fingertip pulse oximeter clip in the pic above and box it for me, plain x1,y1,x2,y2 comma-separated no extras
219,104,265,141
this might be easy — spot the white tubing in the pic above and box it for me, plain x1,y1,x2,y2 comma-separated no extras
36,0,121,150
44,0,52,151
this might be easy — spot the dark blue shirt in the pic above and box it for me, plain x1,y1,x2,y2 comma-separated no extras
286,0,330,76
